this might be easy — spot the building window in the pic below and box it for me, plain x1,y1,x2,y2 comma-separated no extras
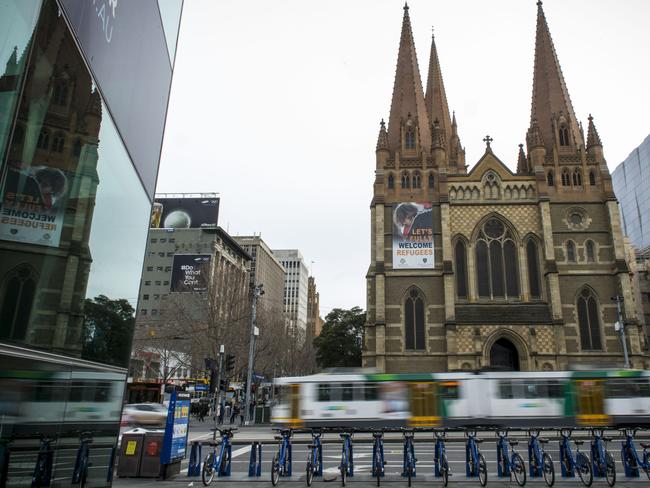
561,168,570,186
412,171,421,189
155,281,161,286
559,126,569,146
566,241,576,262
151,309,158,316
150,238,157,243
455,240,468,299
577,288,602,350
37,129,49,149
156,266,163,271
401,172,410,189
404,288,425,350
475,218,519,299
140,309,147,316
547,171,554,187
52,83,68,105
387,173,394,189
572,169,582,186
0,266,37,341
585,240,595,262
589,171,596,186
428,173,434,189
143,294,149,300
52,133,65,152
73,138,82,156
526,239,541,299
144,281,151,285
147,266,154,272
405,129,415,149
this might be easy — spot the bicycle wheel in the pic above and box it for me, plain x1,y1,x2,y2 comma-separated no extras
374,450,382,486
306,452,314,487
604,451,616,487
478,453,488,487
407,462,413,487
542,452,555,487
340,462,347,487
576,451,593,487
441,452,449,488
271,453,280,486
512,452,527,487
201,453,215,486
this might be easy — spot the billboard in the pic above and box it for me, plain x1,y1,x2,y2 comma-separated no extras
170,254,211,292
392,202,434,269
151,198,219,229
0,163,68,248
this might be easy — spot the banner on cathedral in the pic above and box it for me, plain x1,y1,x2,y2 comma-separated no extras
392,202,434,269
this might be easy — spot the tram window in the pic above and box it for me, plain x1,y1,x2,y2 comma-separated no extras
317,384,330,402
606,379,650,398
439,383,459,399
364,383,379,401
498,381,514,399
341,384,354,401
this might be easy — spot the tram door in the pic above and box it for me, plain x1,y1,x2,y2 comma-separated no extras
288,383,303,427
575,379,609,426
408,382,440,427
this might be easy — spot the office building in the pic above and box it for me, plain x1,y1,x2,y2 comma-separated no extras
612,134,650,253
0,1,182,485
273,249,309,333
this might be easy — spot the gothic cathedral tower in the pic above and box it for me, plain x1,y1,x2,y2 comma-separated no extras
364,2,649,373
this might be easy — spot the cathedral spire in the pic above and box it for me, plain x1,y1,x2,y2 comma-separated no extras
586,114,602,149
529,1,583,153
424,28,452,148
386,3,431,153
376,119,389,151
516,143,530,174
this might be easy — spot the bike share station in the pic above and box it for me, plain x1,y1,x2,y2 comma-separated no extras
180,425,650,486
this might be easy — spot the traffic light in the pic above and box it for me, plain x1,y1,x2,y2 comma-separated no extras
209,367,218,394
225,354,235,373
220,379,229,392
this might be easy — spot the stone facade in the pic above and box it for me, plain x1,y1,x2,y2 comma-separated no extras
363,3,650,372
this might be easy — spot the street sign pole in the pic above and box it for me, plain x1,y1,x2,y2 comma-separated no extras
245,284,263,425
213,344,224,429
612,295,630,368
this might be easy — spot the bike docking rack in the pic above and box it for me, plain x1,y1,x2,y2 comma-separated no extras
433,430,447,479
371,431,385,480
339,431,354,478
558,429,575,478
620,427,650,478
495,430,510,478
401,429,416,479
248,441,262,477
187,441,202,476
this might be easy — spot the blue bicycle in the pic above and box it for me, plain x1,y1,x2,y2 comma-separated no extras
559,428,592,487
434,429,449,487
496,429,526,486
71,431,93,487
202,427,236,486
271,428,292,486
402,429,417,487
620,428,650,480
339,431,354,486
372,430,386,486
465,429,487,487
527,429,554,487
590,428,615,486
305,429,323,486
31,435,55,488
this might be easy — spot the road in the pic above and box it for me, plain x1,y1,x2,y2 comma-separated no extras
114,422,650,487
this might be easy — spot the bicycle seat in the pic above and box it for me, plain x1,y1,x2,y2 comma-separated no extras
539,438,549,444
274,436,284,441
640,442,650,449
574,440,584,446
509,440,519,446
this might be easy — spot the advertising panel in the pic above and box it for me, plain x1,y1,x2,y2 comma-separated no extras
0,163,68,247
392,202,434,269
161,390,190,464
170,254,211,292
151,197,219,229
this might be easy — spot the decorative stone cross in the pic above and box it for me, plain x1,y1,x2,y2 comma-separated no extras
483,135,493,149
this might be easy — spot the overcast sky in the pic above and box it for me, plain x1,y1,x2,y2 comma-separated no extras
156,0,650,316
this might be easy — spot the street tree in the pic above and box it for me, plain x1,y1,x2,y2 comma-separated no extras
313,306,365,368
82,295,135,366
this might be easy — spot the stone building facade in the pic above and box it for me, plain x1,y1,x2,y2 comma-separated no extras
364,3,650,373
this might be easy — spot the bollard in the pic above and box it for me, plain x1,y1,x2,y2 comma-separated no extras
187,442,202,477
248,442,262,477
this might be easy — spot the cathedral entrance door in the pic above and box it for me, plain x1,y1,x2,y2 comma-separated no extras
489,338,520,371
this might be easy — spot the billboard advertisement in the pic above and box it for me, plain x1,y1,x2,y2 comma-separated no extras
0,163,68,248
392,202,434,269
151,197,219,229
170,254,211,292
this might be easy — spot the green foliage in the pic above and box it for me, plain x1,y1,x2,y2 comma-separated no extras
82,295,135,367
313,306,365,368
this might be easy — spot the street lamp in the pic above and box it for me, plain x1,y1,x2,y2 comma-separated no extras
245,284,263,425
612,295,630,368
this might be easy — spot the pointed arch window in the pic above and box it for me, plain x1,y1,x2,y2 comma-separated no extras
475,218,520,299
526,239,541,299
547,171,554,187
428,173,435,189
0,266,37,341
455,240,468,299
561,168,571,186
401,172,410,189
572,169,582,186
404,288,425,350
589,171,596,186
412,171,421,189
585,240,595,262
387,173,394,189
566,241,576,262
405,129,416,149
37,129,49,149
53,83,68,105
52,133,65,153
559,126,569,146
577,288,602,350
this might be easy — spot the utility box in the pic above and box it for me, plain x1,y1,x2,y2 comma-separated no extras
139,431,165,477
117,431,145,477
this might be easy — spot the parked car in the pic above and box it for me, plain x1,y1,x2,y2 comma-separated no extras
121,403,167,426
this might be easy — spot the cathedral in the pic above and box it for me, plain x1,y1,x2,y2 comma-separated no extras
364,2,650,372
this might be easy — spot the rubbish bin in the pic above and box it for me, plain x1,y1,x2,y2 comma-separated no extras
117,430,145,477
139,430,165,477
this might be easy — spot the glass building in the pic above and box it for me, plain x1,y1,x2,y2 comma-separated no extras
612,134,650,252
0,1,182,485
